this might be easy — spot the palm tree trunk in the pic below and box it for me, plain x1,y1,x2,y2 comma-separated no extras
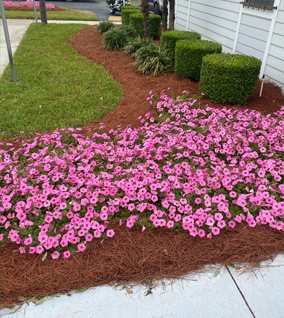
169,0,175,30
141,0,150,38
162,0,168,32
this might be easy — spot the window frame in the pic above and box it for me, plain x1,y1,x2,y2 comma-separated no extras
241,0,277,11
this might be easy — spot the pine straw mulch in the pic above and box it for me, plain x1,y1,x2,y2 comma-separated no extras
1,25,284,309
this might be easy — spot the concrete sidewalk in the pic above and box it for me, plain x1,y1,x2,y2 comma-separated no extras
1,255,284,318
1,19,284,318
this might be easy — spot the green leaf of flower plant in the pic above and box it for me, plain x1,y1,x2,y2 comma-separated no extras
75,288,88,293
9,305,22,314
214,270,219,277
35,299,46,306
42,252,47,262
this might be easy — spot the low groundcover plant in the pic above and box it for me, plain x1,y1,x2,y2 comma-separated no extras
3,1,56,9
1,91,284,260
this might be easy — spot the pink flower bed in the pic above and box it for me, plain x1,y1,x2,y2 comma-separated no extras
1,91,284,260
3,1,56,9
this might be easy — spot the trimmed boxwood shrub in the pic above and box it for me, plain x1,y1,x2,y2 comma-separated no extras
129,13,161,39
198,53,262,104
103,25,137,50
121,6,141,25
160,30,201,59
175,40,222,81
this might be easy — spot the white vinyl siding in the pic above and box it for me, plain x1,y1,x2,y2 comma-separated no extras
264,4,284,88
235,14,271,61
175,0,284,91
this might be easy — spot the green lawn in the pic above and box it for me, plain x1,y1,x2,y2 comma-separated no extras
1,23,124,140
0,8,97,20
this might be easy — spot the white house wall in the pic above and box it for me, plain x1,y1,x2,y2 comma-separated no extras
175,0,284,91
265,1,284,89
176,0,240,52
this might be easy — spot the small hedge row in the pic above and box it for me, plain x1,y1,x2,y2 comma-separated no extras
121,6,141,25
199,53,262,104
129,13,161,39
175,40,222,81
160,30,201,59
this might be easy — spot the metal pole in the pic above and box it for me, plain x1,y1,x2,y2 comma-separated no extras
33,0,38,23
0,0,17,82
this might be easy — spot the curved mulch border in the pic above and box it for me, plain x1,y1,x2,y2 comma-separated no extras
1,25,284,309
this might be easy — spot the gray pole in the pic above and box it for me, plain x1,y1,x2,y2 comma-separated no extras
0,0,17,83
39,0,47,24
33,0,38,23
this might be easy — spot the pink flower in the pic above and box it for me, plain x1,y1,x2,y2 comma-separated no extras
63,251,71,258
24,237,33,245
77,243,86,252
195,198,201,204
51,251,60,259
29,247,36,254
107,229,115,237
85,233,93,242
228,221,236,228
212,227,220,235
19,247,26,254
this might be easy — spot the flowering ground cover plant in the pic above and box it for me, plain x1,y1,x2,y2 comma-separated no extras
3,1,56,9
1,91,284,260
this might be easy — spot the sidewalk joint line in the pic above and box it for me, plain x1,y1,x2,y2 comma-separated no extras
225,265,256,318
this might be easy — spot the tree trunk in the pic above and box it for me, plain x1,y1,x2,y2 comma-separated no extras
169,0,175,30
141,0,150,38
162,0,168,32
39,0,47,24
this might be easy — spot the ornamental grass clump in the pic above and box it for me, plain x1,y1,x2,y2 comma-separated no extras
133,42,172,76
96,21,115,35
1,91,284,260
103,25,137,50
124,37,154,57
199,53,261,104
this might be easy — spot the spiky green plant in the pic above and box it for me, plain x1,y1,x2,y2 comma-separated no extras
96,21,115,34
124,37,154,57
133,42,172,76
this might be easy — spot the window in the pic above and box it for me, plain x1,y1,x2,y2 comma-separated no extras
242,0,277,10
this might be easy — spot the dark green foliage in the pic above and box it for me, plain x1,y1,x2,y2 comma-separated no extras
160,30,201,60
96,20,115,34
129,13,161,39
175,40,222,81
199,53,262,104
133,42,172,76
103,25,137,50
124,37,154,57
121,6,141,25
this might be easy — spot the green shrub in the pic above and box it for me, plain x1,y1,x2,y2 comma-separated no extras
96,20,115,34
160,30,201,59
198,53,261,104
175,40,222,81
129,13,161,39
121,6,141,25
133,42,172,76
124,37,154,57
103,25,136,50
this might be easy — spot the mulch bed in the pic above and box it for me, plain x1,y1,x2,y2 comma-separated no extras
1,25,284,309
